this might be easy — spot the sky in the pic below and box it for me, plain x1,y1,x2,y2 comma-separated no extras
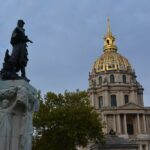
0,0,150,106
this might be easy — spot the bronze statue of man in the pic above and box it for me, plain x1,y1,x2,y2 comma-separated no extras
0,20,33,82
9,20,33,81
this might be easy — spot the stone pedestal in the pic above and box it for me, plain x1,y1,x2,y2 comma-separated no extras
0,80,37,150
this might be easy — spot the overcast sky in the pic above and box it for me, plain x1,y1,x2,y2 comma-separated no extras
0,0,150,106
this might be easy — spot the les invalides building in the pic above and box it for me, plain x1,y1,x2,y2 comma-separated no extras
88,19,150,150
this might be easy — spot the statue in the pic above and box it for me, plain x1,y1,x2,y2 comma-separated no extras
109,128,116,135
0,20,37,150
0,20,33,82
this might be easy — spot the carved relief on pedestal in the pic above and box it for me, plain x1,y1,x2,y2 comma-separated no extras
0,83,37,150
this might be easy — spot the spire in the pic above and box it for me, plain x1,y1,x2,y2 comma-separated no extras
107,17,111,36
103,18,117,52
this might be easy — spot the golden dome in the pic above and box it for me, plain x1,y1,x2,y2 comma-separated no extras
93,18,132,73
93,52,132,73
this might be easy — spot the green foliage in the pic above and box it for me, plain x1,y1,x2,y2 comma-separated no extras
33,90,104,150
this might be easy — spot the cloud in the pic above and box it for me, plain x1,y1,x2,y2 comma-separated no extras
0,0,149,106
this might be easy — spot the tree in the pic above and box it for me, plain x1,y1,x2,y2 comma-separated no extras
33,90,104,150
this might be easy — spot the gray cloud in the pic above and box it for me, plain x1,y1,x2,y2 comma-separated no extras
0,0,150,106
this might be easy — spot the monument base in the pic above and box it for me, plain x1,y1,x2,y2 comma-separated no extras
0,79,37,150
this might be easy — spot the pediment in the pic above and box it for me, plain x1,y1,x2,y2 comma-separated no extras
119,102,144,109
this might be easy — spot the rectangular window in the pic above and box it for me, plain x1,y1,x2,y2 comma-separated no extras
124,95,129,104
98,96,103,108
111,95,117,107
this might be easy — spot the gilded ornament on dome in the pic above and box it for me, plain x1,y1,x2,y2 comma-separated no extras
92,19,132,73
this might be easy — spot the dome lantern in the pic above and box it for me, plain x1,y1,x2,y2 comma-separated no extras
103,18,117,52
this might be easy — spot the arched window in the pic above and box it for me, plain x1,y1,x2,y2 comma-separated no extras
122,75,126,83
99,76,102,85
98,96,103,108
110,74,115,83
107,39,109,44
111,95,117,107
124,95,129,104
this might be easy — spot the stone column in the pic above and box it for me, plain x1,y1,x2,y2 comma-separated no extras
91,92,95,107
124,114,127,134
141,94,144,106
143,114,146,133
130,91,135,103
104,91,109,107
137,114,141,134
118,91,123,106
103,115,107,133
113,115,116,132
139,145,142,150
117,114,121,134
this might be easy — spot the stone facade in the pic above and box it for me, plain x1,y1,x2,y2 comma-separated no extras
88,20,150,150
